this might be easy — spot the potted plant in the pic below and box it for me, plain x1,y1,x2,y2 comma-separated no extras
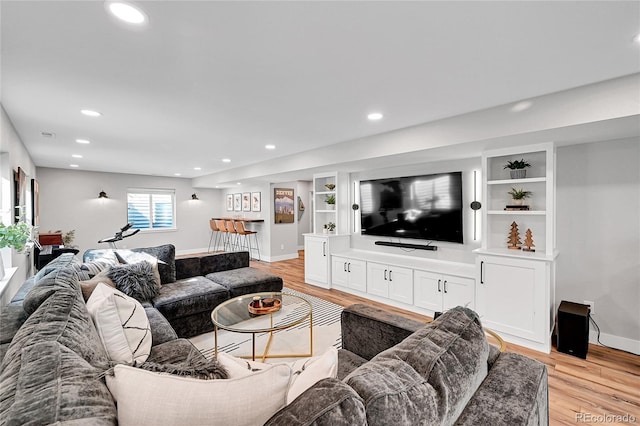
325,194,336,209
507,188,532,205
504,159,531,179
324,183,335,191
0,221,31,280
326,222,336,234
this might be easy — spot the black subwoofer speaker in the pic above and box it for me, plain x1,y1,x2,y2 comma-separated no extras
557,301,590,359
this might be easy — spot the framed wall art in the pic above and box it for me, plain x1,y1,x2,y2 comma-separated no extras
226,194,234,211
274,188,294,224
242,192,251,211
251,192,261,212
234,193,242,211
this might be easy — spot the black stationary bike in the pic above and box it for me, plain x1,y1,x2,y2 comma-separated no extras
98,223,140,249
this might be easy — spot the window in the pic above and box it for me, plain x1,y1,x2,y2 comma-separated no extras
127,188,176,230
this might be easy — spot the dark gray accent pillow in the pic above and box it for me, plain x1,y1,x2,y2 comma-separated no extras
138,358,228,380
132,244,176,284
106,261,159,302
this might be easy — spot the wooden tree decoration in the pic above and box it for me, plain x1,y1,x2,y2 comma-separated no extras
523,228,535,252
507,221,522,250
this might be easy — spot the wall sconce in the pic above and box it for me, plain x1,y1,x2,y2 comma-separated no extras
98,191,108,199
191,193,199,200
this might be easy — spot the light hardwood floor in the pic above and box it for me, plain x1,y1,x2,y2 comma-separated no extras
185,250,640,424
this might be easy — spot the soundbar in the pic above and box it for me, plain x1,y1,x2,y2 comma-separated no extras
375,241,438,251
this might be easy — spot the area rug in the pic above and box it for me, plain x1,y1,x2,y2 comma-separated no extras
190,288,343,363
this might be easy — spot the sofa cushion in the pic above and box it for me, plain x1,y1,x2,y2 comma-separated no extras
146,338,207,365
337,349,367,380
106,363,291,426
175,256,202,280
200,251,249,274
132,244,176,284
344,306,489,426
264,378,367,426
80,269,117,301
106,261,160,302
145,306,178,346
206,267,283,297
115,250,162,288
23,256,79,315
33,252,77,282
0,341,116,425
152,276,229,320
86,283,152,366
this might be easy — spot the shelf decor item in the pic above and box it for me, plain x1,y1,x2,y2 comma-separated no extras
507,221,522,250
523,229,535,252
507,187,532,206
323,222,336,234
325,194,336,210
504,159,531,179
324,183,335,191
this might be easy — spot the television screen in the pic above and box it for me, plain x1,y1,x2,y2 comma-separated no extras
360,171,463,243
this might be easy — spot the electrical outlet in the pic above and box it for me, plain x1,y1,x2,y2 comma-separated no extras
584,300,594,316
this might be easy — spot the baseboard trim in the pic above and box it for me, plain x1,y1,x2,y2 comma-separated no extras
589,329,640,355
262,253,299,262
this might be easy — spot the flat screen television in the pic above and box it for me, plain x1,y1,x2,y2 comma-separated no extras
359,171,463,243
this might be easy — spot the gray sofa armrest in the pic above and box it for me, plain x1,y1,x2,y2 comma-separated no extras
341,304,424,361
455,352,548,426
145,306,178,346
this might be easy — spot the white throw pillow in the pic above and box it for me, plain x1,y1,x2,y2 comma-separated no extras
217,347,339,404
86,283,152,366
106,363,291,426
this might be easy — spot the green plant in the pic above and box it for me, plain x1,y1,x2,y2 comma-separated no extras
508,188,532,200
325,194,336,205
324,183,335,191
0,222,31,251
503,159,531,170
325,222,336,231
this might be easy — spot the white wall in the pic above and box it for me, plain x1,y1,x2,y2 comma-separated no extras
556,138,640,351
297,181,312,248
37,168,223,255
0,105,37,304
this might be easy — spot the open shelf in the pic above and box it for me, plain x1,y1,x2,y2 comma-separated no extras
488,210,546,216
488,177,547,185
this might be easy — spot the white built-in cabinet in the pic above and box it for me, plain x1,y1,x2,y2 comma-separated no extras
331,256,366,292
367,262,413,305
304,234,349,289
414,271,475,313
474,142,557,353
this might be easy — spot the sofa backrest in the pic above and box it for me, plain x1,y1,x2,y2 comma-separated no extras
344,306,489,426
175,251,250,280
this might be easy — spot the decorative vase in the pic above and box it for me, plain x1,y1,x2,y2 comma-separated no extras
511,198,525,206
510,169,527,179
326,204,335,210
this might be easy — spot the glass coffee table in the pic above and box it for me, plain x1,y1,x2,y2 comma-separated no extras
211,292,313,362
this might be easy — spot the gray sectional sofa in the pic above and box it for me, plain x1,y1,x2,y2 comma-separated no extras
0,249,548,425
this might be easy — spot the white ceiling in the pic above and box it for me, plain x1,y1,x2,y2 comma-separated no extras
2,1,639,184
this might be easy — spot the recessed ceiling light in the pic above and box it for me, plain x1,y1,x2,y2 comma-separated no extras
106,1,148,24
81,109,102,117
511,101,533,112
265,144,276,150
634,33,640,44
174,173,182,176
222,158,231,163
72,154,83,159
76,139,91,144
237,182,242,185
40,131,56,138
367,112,383,121
194,167,202,171
70,164,79,168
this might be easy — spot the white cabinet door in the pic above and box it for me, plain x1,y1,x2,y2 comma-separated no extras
414,270,442,312
388,266,413,305
367,262,389,298
331,256,349,287
477,256,547,343
442,275,475,311
347,259,367,292
304,236,328,286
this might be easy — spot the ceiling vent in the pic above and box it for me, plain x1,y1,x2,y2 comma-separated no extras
40,131,56,138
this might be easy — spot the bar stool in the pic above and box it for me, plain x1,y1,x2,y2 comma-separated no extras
235,220,261,261
207,219,220,253
215,219,230,251
226,220,239,251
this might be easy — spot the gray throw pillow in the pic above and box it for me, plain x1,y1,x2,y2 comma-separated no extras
106,261,159,303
